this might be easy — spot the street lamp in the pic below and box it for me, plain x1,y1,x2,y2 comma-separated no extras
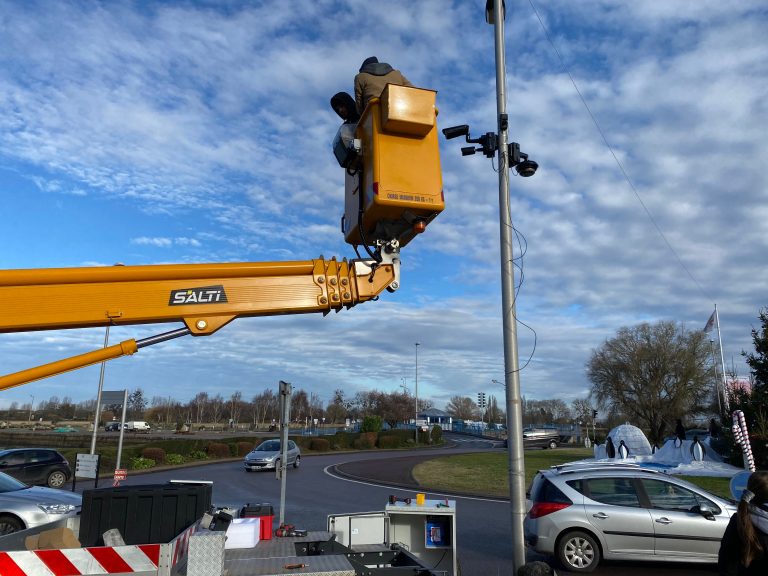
28,394,34,421
414,342,420,444
441,2,536,569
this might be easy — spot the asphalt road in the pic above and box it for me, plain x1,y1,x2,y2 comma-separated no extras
71,433,718,576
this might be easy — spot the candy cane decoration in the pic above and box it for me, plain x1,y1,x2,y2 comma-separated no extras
732,410,755,472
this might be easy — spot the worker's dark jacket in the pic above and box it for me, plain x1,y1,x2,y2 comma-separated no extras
718,514,768,575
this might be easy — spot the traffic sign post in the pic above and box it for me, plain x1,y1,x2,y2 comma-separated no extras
72,453,100,491
113,468,127,486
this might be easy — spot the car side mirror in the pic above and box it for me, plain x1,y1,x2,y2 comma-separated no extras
695,504,716,520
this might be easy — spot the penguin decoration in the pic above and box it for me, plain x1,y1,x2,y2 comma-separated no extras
618,439,629,459
605,436,616,459
690,434,705,461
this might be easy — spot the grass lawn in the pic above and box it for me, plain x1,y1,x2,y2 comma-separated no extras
412,448,734,499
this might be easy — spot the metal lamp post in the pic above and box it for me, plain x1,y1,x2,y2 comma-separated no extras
488,0,527,569
414,342,420,444
434,2,536,568
28,394,34,421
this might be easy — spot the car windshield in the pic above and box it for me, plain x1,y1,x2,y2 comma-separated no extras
256,441,281,452
0,471,28,492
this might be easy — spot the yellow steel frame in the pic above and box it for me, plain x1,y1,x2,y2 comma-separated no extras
0,257,394,390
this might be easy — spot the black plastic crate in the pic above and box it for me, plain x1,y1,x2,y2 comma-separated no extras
79,483,212,546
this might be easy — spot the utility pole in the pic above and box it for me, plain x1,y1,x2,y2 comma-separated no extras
440,4,537,569
414,342,420,444
278,380,292,527
489,0,527,569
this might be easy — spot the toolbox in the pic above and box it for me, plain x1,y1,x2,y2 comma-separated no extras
239,502,274,541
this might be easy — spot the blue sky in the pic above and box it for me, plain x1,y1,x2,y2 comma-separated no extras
1,0,766,413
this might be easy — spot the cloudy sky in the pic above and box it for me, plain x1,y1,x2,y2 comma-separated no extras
0,0,765,414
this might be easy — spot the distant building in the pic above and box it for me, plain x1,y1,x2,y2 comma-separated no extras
418,408,453,428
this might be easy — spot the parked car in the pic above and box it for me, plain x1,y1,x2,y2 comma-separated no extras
0,470,82,535
124,421,151,433
104,421,124,432
0,448,72,489
524,462,737,572
523,428,560,449
244,439,301,471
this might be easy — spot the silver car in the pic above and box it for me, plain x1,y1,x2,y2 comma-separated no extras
524,462,736,573
0,471,82,535
244,439,301,471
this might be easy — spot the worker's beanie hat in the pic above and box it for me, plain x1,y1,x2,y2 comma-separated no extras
360,56,378,71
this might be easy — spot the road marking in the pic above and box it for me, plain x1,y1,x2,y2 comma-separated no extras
323,465,509,503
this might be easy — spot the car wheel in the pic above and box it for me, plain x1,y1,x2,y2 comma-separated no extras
293,455,301,469
548,440,558,449
47,470,67,488
0,515,23,535
557,530,600,573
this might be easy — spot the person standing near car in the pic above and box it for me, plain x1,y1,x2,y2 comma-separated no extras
718,470,768,575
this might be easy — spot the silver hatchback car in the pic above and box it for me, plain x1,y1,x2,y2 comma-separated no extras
524,463,736,573
244,439,301,472
0,471,82,534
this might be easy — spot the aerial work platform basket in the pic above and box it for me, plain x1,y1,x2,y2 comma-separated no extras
342,84,444,249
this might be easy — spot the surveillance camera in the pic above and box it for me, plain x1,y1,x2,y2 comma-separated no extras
442,125,470,140
515,159,538,177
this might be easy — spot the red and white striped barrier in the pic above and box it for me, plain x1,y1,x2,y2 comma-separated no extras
732,410,756,472
0,521,197,576
0,544,161,575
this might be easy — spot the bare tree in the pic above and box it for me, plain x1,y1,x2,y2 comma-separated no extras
229,391,243,425
325,389,349,424
588,320,711,445
445,396,478,420
209,394,224,424
192,392,208,424
252,390,277,428
291,389,309,424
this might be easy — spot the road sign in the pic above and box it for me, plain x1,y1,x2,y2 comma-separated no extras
730,470,752,501
75,453,100,479
101,390,126,405
113,469,127,481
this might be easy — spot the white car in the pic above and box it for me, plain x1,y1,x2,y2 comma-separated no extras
0,471,82,535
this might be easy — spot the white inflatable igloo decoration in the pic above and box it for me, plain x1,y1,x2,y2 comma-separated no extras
607,423,652,457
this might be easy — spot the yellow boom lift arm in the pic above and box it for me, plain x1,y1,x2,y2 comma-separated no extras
0,85,444,391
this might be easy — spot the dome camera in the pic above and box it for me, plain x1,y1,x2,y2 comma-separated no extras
515,159,538,177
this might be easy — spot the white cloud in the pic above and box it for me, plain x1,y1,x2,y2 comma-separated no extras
0,1,765,415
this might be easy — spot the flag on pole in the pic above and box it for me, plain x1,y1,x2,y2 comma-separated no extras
704,311,716,333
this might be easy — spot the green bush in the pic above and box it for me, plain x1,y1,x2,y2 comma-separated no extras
189,450,208,461
236,442,255,456
430,425,443,444
130,457,155,470
361,415,383,433
141,447,166,464
309,438,330,451
166,453,185,465
206,442,231,458
331,432,352,449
